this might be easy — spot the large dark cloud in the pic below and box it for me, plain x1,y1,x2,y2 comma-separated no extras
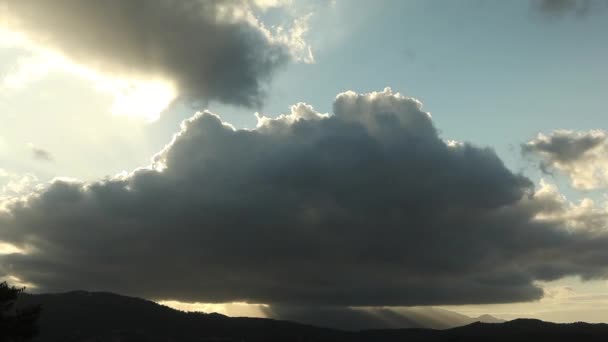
1,89,608,308
0,0,292,107
523,130,608,189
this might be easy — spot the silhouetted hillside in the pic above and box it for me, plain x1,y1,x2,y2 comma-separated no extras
264,305,504,330
360,319,608,341
17,291,608,342
266,305,504,331
17,291,342,342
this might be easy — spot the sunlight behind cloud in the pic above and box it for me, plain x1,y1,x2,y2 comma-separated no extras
158,300,268,318
0,241,24,255
0,27,27,47
0,275,36,289
96,78,177,122
0,28,176,122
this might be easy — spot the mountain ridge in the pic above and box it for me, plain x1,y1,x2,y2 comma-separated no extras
16,291,608,341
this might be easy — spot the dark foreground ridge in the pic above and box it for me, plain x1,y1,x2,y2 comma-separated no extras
17,291,608,341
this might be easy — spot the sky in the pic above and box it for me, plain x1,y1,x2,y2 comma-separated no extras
0,0,608,328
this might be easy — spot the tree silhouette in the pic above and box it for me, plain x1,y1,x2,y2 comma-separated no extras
0,282,40,342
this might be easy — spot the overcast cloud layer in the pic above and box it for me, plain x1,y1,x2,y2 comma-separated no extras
0,0,296,107
1,89,608,309
523,130,608,190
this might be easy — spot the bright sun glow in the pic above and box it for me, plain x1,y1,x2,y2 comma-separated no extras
0,241,25,255
0,28,177,122
158,300,269,318
0,275,36,289
96,77,177,122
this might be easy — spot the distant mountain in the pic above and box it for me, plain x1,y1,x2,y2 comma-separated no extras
266,305,505,330
475,313,506,324
17,291,608,342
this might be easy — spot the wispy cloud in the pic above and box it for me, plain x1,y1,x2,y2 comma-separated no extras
523,130,608,190
532,0,608,17
27,143,53,162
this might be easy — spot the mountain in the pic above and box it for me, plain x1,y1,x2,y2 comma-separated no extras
266,305,504,331
475,313,506,324
17,291,343,342
358,319,608,341
16,291,608,342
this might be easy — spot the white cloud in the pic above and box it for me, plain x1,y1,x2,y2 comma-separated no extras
0,169,38,196
533,179,607,227
251,0,293,10
523,130,608,190
0,169,40,212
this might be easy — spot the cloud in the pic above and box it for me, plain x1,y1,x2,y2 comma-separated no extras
532,0,608,16
0,169,38,212
530,180,608,233
1,89,608,310
0,169,38,197
522,130,608,190
251,0,293,11
0,0,311,108
27,143,53,162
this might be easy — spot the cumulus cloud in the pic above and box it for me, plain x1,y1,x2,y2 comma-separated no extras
0,0,311,108
1,89,608,310
0,169,38,212
522,130,608,190
531,180,608,233
27,143,53,162
0,169,38,197
251,0,293,11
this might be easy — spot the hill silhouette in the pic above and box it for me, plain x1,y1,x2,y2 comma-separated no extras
18,291,342,341
264,304,504,330
16,291,608,341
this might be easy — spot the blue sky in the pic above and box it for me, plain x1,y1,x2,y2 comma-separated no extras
212,0,608,198
2,0,607,191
